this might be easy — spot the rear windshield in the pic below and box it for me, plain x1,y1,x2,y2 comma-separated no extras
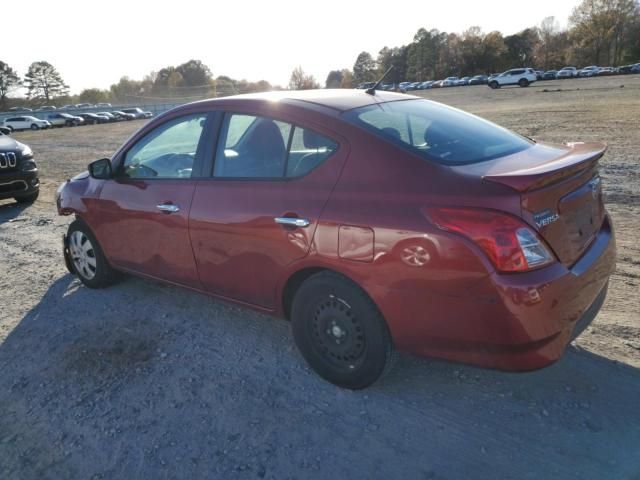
342,99,532,165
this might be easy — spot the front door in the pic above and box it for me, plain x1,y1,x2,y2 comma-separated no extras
92,113,209,288
189,112,348,309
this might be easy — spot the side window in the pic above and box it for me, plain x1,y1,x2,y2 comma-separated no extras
286,127,338,177
121,114,206,179
214,114,291,178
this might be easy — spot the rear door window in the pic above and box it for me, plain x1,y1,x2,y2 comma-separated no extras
214,114,291,178
286,127,337,177
213,114,337,179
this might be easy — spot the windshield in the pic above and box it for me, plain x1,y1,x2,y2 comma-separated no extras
342,99,532,165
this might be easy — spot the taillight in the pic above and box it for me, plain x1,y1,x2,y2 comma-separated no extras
426,207,555,272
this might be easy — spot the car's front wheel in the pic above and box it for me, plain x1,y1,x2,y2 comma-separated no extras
489,81,499,89
66,220,121,288
291,271,396,389
30,124,39,130
14,190,39,204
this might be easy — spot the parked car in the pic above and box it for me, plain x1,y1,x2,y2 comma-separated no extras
578,66,599,77
488,68,537,89
618,63,639,74
356,82,375,90
557,67,578,78
112,111,136,121
95,102,113,108
8,107,32,112
120,107,153,119
469,75,488,85
441,76,459,87
418,81,435,89
0,134,39,204
59,104,76,110
2,116,51,131
542,70,558,80
534,70,544,80
35,105,57,111
632,64,640,73
75,103,94,109
78,113,110,125
47,113,84,127
597,67,615,76
431,80,444,88
56,90,615,389
0,126,12,135
96,112,118,122
456,77,471,86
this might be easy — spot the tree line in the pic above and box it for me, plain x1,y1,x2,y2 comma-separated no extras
1,0,638,109
345,0,640,85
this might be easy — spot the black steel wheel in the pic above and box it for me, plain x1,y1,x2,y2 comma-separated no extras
291,271,396,389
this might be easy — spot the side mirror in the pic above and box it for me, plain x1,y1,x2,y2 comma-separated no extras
88,158,113,179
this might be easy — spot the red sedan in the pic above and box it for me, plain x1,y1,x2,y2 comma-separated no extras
56,90,616,389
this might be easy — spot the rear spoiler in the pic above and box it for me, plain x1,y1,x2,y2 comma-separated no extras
483,142,606,192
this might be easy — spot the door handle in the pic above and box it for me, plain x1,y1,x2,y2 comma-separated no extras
274,217,310,228
157,203,180,213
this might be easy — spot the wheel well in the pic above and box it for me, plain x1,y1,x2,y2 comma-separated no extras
281,267,329,320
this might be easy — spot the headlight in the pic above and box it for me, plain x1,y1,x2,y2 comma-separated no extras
21,160,37,171
21,145,33,158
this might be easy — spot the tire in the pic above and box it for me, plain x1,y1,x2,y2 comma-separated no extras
65,120,73,127
291,271,396,389
14,190,39,204
489,81,499,89
30,124,39,130
66,219,121,289
519,78,529,87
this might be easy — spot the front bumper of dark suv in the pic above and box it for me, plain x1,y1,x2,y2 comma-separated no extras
0,167,40,201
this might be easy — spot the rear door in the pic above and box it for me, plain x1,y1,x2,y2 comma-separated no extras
92,113,210,287
189,111,348,309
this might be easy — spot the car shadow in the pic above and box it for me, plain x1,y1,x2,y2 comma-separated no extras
0,200,32,224
1,274,639,479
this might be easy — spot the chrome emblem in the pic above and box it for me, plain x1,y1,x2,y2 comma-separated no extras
533,209,560,229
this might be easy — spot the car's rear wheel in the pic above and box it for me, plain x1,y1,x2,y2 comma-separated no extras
291,271,396,389
67,220,121,288
489,81,499,89
30,124,39,130
519,78,529,87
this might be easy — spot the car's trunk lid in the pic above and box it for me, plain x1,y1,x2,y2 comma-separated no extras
455,141,606,266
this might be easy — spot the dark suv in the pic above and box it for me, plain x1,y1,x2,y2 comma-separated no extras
0,132,39,203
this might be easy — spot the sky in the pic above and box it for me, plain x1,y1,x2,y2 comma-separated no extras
5,0,580,95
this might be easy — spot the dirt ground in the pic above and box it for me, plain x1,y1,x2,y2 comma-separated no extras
1,75,639,479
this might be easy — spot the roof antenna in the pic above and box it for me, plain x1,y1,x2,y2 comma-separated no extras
365,65,394,95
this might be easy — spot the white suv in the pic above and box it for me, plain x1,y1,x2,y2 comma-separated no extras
488,68,537,89
2,116,51,131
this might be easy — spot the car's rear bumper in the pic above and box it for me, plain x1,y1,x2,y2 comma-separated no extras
373,215,616,371
0,169,39,200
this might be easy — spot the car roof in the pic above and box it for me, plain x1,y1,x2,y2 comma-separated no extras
190,89,415,113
